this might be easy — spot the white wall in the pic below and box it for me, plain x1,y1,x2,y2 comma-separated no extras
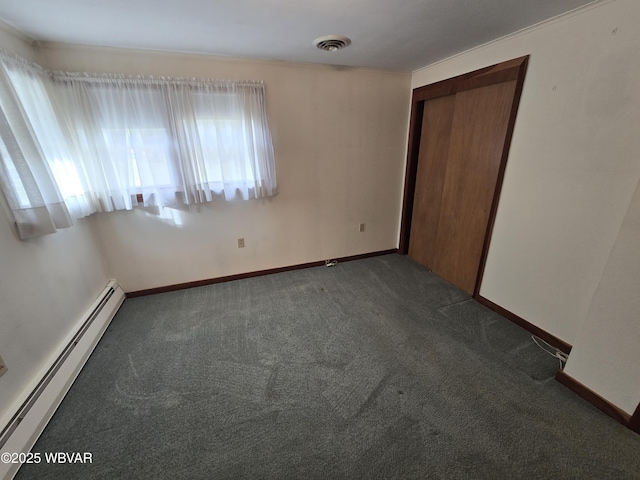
0,26,110,425
564,177,640,414
36,44,412,292
412,0,640,414
0,23,36,61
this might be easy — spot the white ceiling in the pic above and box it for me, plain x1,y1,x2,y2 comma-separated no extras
0,0,596,71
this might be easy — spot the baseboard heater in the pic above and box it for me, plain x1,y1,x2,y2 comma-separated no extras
0,280,125,480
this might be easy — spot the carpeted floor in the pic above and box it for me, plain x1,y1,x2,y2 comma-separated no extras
16,254,640,479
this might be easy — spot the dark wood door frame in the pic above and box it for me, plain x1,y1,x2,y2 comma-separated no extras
399,56,529,298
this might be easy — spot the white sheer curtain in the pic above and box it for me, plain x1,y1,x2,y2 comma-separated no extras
53,76,182,212
0,56,73,239
171,81,278,201
52,74,277,213
0,51,277,238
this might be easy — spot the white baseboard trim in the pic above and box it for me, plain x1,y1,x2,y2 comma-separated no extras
0,281,125,480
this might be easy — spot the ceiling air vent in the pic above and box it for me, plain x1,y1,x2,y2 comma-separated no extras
313,35,351,52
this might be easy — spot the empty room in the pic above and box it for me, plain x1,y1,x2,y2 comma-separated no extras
0,0,639,478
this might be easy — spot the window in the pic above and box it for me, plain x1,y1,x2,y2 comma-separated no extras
0,137,30,208
0,59,73,238
54,77,277,211
0,52,277,238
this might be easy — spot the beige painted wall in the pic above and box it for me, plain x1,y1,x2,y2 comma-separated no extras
0,22,37,61
412,0,640,414
0,26,109,423
412,0,640,345
37,44,412,292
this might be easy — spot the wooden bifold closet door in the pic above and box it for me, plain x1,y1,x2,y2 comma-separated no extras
401,57,528,296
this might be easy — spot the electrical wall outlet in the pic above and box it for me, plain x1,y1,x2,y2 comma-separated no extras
0,354,7,378
359,223,366,232
237,238,245,248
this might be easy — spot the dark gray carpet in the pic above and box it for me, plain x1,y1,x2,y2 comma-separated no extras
16,254,640,479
